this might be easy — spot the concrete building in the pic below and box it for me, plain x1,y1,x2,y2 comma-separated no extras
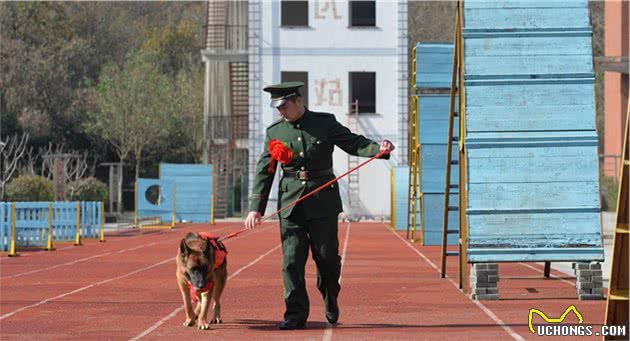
248,0,408,219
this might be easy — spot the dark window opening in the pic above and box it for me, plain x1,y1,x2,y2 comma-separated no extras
281,1,308,27
349,72,376,114
349,1,376,27
281,71,309,107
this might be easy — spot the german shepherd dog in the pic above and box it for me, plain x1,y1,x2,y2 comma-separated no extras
176,232,228,330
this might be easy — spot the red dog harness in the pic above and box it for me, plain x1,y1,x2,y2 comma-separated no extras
187,232,227,303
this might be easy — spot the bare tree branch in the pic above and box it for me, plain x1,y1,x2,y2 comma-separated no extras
19,145,38,176
0,133,30,200
39,142,57,180
65,150,89,183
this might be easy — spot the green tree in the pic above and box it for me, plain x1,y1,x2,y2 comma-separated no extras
84,51,172,212
170,58,205,163
140,21,201,77
0,3,95,147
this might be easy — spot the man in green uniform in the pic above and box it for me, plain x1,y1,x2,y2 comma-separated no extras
244,81,394,329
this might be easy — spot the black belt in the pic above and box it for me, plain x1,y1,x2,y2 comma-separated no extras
282,168,334,181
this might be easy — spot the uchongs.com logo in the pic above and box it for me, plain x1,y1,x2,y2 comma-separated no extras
528,305,585,336
528,305,628,337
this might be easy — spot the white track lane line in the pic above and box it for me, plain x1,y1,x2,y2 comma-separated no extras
1,225,237,279
0,242,163,280
0,257,173,320
0,228,181,261
128,243,282,341
0,224,274,320
384,223,526,341
322,221,351,341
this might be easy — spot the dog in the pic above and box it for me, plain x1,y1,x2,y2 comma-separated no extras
176,232,228,330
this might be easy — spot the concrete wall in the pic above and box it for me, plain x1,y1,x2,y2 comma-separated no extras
255,0,404,217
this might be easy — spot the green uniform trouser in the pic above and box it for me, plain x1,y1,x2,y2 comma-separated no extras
280,202,341,322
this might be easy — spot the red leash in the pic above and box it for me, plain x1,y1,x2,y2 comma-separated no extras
217,150,388,242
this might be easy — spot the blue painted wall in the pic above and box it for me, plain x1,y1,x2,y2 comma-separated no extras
160,163,212,223
413,43,460,246
415,43,454,89
392,167,420,232
0,202,102,252
137,164,213,223
463,0,604,262
417,95,460,245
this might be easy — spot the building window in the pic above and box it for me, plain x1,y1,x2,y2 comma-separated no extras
281,1,308,27
281,71,309,107
349,1,375,27
349,72,376,114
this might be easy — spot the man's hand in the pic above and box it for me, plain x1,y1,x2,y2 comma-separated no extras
245,211,262,229
380,139,395,154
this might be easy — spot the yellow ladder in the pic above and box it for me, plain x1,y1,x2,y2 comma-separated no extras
407,45,423,243
439,0,468,293
604,101,629,340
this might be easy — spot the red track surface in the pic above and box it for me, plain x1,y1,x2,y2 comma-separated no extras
0,222,606,340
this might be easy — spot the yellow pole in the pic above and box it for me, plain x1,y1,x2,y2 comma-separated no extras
390,168,395,230
8,203,18,257
74,202,82,246
210,193,215,225
171,183,176,228
46,202,54,251
134,182,138,227
99,201,106,242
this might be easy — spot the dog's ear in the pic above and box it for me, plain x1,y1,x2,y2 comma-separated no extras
179,238,191,258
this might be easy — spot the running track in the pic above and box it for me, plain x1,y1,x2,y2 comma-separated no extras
0,222,606,340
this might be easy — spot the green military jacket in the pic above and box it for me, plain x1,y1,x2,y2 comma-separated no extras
249,108,389,220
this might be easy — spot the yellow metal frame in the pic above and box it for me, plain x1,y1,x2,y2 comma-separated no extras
415,135,425,244
390,168,396,230
134,181,138,227
604,101,629,335
407,99,418,242
99,201,106,242
74,202,82,246
8,202,18,257
440,0,469,293
171,183,177,228
457,0,470,294
407,50,423,243
406,44,417,239
45,202,54,251
140,182,177,230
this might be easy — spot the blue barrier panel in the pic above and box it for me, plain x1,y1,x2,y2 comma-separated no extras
416,94,460,245
14,202,49,248
420,145,459,194
392,167,409,231
80,202,101,239
159,163,212,223
53,202,78,242
463,0,604,262
0,201,103,251
391,167,421,232
418,95,459,145
0,202,11,252
415,43,454,89
137,178,175,223
422,192,459,246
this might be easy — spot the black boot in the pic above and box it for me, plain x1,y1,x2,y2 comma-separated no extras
325,300,339,324
279,319,306,330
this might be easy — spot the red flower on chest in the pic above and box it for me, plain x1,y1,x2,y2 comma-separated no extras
268,139,294,165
